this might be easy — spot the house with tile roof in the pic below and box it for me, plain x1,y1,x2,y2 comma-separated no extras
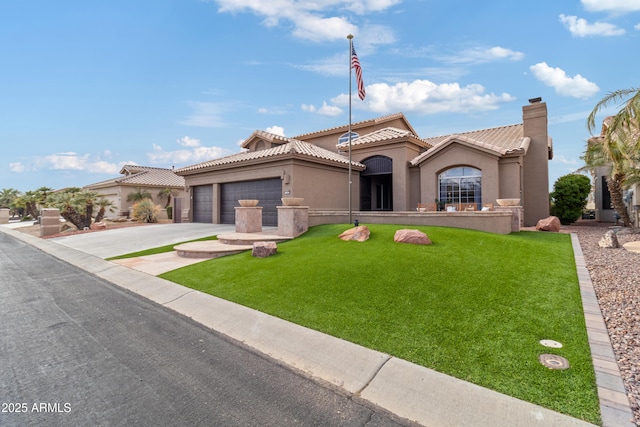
84,165,187,219
175,98,552,227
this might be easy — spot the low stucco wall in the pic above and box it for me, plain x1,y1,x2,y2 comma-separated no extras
309,210,515,234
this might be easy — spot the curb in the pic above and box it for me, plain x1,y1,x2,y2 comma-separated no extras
1,226,604,426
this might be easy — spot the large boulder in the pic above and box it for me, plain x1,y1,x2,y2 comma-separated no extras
598,230,620,249
536,216,560,232
338,225,370,242
252,241,277,258
394,229,432,245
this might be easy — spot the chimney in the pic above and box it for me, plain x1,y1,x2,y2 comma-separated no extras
522,97,550,226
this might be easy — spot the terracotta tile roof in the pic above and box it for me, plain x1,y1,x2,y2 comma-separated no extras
240,130,291,149
411,124,529,165
293,112,418,140
336,127,431,150
85,165,185,189
175,139,365,173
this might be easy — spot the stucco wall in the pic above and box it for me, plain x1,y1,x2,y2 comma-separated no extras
182,159,360,222
522,101,550,226
417,144,501,207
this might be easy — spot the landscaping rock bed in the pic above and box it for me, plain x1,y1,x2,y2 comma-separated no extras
570,221,640,425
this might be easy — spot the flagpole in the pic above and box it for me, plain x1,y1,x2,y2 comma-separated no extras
347,34,353,226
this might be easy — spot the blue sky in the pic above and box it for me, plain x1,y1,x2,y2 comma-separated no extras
2,0,639,193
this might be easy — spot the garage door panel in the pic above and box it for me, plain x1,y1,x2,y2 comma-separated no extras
221,179,281,226
193,185,213,223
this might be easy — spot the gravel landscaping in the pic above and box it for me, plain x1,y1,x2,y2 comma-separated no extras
568,220,640,426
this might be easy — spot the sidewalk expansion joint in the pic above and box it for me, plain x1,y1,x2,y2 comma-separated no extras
161,289,196,305
355,354,392,396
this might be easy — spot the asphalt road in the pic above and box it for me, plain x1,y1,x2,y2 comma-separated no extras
0,231,410,427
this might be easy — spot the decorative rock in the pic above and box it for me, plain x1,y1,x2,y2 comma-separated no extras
338,225,370,242
394,229,432,245
598,230,620,248
91,222,107,230
252,241,277,258
536,216,560,232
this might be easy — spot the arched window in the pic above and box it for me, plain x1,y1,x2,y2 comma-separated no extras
338,131,359,144
438,167,482,208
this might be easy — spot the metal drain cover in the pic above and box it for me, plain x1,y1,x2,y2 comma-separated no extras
539,354,570,370
539,339,563,348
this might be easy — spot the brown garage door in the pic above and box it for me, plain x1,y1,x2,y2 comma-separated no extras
220,179,282,226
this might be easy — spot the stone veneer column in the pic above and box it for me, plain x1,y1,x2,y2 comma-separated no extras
495,206,523,232
235,207,262,233
277,206,309,237
0,208,9,224
40,208,61,237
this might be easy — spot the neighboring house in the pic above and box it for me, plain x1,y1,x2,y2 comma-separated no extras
588,117,640,226
175,98,552,227
84,165,186,219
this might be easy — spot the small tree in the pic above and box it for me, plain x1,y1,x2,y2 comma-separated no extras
550,174,592,225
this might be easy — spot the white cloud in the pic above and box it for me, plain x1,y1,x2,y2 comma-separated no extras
559,14,625,36
180,101,226,128
147,139,232,166
635,23,640,30
31,152,123,174
552,154,579,166
9,162,24,173
177,136,201,147
265,125,285,136
329,80,515,114
211,0,397,43
442,46,525,64
302,101,343,116
301,104,316,113
581,0,640,13
530,62,599,99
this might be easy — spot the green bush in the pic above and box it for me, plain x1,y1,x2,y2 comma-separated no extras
132,199,161,223
166,206,173,220
550,174,591,225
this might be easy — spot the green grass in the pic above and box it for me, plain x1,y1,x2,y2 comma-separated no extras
106,235,218,260
158,224,599,424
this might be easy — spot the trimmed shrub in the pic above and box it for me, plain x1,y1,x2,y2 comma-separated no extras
550,174,592,225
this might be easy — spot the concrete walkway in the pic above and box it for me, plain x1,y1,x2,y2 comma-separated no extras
1,223,630,426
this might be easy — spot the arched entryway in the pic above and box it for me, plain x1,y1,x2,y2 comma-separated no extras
360,156,393,211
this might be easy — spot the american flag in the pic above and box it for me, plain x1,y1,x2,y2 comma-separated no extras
351,44,365,100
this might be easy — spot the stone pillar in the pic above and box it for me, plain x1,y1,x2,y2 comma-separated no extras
0,208,9,224
235,207,262,233
40,208,61,237
277,206,308,237
495,206,523,232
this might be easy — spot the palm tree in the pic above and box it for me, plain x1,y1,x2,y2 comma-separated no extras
586,88,640,227
94,197,115,223
157,187,177,208
582,128,636,226
45,189,112,230
0,188,21,216
126,187,152,203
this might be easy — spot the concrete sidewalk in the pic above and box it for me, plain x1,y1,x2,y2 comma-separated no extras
0,224,616,426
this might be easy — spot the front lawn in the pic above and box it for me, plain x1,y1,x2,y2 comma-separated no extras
159,224,600,424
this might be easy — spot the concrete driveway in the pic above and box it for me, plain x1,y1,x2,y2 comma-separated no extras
48,223,237,259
